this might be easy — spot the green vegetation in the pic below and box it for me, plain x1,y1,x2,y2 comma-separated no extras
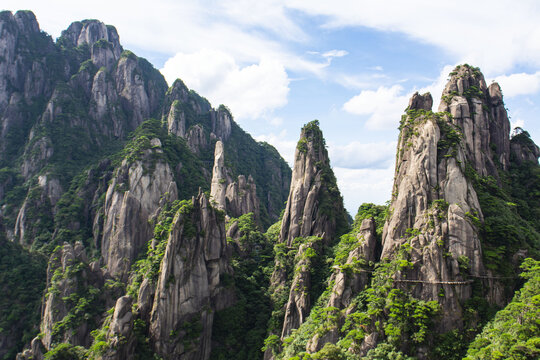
352,203,388,238
398,108,459,162
465,258,540,359
436,115,462,160
44,343,87,360
211,213,275,360
0,238,47,360
128,199,194,297
465,162,540,277
46,252,105,346
120,118,209,200
274,242,440,359
224,118,291,229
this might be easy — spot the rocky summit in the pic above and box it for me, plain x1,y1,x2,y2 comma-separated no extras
0,10,539,360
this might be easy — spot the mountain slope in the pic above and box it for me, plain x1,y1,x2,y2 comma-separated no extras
0,10,290,360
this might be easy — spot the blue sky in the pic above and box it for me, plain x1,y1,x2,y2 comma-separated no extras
5,0,540,214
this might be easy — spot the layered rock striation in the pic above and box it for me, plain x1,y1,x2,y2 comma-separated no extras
101,138,178,279
210,140,260,219
381,65,518,330
268,120,348,350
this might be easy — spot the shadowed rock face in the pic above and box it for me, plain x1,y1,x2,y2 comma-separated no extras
2,10,293,360
307,218,378,353
210,140,260,219
269,121,348,344
39,242,106,350
148,192,234,360
438,65,510,177
279,121,347,247
510,128,540,164
101,139,177,280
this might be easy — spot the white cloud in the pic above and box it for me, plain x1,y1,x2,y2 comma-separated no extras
322,49,348,59
418,64,456,110
285,0,540,74
342,65,457,129
161,49,290,120
494,72,540,98
255,130,297,165
343,85,409,130
510,118,525,132
4,0,328,76
328,141,396,169
269,117,284,126
334,166,394,213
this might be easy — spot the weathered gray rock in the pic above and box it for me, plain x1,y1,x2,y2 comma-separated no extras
0,11,56,163
114,55,152,129
510,129,540,165
281,243,313,338
210,141,233,210
382,71,490,331
271,121,348,340
279,122,347,247
210,107,232,141
328,218,377,309
14,177,58,245
96,296,136,360
307,218,377,352
60,19,122,58
438,65,510,176
148,191,234,360
101,140,177,279
40,242,105,350
0,8,56,164
210,141,260,218
409,92,433,111
167,100,187,138
186,124,207,153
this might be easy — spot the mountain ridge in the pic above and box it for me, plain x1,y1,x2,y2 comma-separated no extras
0,10,538,360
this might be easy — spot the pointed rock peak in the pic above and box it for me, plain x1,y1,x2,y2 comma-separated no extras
210,141,229,211
0,10,40,35
211,105,232,141
280,120,347,246
296,120,328,163
408,92,433,111
488,81,504,105
60,19,122,53
359,217,375,234
510,128,540,164
165,79,190,103
441,64,488,103
14,10,40,34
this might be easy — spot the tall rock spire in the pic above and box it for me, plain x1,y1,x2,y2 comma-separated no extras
438,64,510,176
210,140,260,219
381,65,519,331
279,120,347,247
268,120,348,348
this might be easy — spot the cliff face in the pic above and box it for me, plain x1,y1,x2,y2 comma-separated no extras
3,9,540,360
0,10,291,360
0,11,57,166
272,66,539,360
267,120,348,353
210,140,260,219
437,65,510,177
40,242,107,350
100,138,178,279
381,88,485,330
148,192,234,359
279,121,347,247
382,64,538,332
